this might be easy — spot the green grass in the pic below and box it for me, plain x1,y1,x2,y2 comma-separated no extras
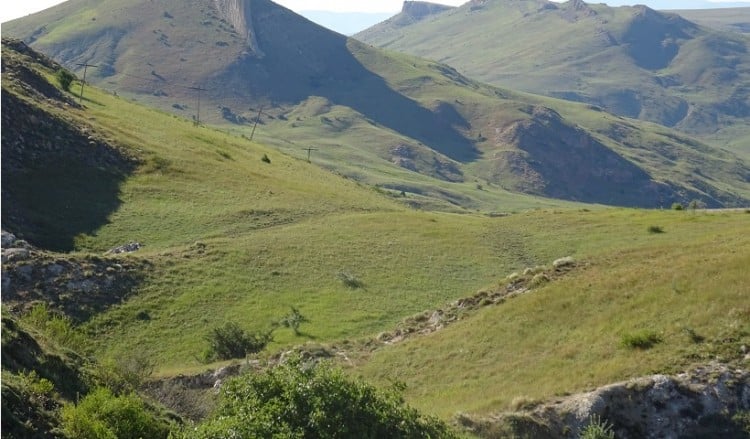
353,209,750,418
4,39,749,429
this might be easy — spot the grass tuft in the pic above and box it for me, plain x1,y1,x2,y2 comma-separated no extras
621,330,663,350
648,225,665,234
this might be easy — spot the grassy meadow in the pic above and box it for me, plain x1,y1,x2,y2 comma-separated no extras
4,46,749,426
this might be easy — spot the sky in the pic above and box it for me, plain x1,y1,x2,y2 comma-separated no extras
2,0,749,22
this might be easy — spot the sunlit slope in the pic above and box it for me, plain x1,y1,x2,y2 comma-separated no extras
354,208,750,418
357,0,750,144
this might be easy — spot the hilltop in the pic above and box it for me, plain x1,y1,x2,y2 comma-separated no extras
4,1,750,209
356,0,750,151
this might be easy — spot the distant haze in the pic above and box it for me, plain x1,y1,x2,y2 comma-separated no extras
2,0,749,23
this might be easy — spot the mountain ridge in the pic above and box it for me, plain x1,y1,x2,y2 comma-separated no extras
4,0,750,208
356,0,750,147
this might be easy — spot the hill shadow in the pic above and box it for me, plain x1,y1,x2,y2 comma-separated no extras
1,91,136,252
214,0,478,162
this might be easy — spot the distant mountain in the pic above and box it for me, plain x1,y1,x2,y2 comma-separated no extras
4,0,750,208
356,0,750,150
298,11,393,35
672,7,750,34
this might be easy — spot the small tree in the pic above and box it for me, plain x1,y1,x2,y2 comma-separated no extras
279,307,309,336
56,69,75,92
204,322,272,361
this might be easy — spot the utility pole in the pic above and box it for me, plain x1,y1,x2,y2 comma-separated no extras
303,147,318,163
249,105,264,141
76,63,98,103
188,85,207,125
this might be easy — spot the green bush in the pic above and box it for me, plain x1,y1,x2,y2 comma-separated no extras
203,322,272,361
56,69,75,92
671,203,684,211
180,357,457,438
21,303,87,353
60,387,169,439
279,306,309,336
621,330,662,350
647,225,665,234
580,414,615,439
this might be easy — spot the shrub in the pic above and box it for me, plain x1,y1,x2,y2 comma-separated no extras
18,370,55,403
21,303,87,353
672,203,684,211
647,225,665,234
621,330,662,349
203,322,272,361
580,415,615,439
337,271,364,289
56,69,75,92
261,153,271,163
180,357,457,438
60,387,169,439
278,306,309,336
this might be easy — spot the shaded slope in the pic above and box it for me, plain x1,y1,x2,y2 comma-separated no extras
356,0,750,142
1,39,138,251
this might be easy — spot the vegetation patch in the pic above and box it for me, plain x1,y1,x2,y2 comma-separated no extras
620,330,663,350
176,357,457,438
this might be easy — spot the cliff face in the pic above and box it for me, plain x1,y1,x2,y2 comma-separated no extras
213,0,265,57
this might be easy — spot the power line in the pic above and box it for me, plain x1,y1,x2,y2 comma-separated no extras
249,105,264,141
187,85,207,125
303,147,318,163
76,63,98,103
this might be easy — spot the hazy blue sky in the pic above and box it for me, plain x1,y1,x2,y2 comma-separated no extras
2,0,749,23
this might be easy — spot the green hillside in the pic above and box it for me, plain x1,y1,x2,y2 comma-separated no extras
356,0,750,148
2,34,749,438
4,0,750,209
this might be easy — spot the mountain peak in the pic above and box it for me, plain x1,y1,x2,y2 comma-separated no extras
401,1,454,21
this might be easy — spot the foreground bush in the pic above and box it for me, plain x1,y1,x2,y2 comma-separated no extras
60,387,169,439
180,357,457,439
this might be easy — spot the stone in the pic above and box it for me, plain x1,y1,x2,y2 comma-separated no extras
106,242,143,255
1,230,17,248
2,248,30,263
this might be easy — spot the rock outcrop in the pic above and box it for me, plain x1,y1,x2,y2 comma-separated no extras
458,363,750,439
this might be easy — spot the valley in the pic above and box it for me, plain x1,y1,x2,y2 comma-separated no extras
2,1,749,438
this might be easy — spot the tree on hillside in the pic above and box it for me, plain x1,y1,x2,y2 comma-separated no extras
56,69,75,92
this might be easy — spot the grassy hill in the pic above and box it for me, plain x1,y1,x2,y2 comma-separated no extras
2,35,749,437
356,0,750,149
673,7,750,34
4,0,750,209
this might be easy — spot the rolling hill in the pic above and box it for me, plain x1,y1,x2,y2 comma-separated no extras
2,38,749,437
356,0,750,150
4,0,750,209
672,7,750,34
